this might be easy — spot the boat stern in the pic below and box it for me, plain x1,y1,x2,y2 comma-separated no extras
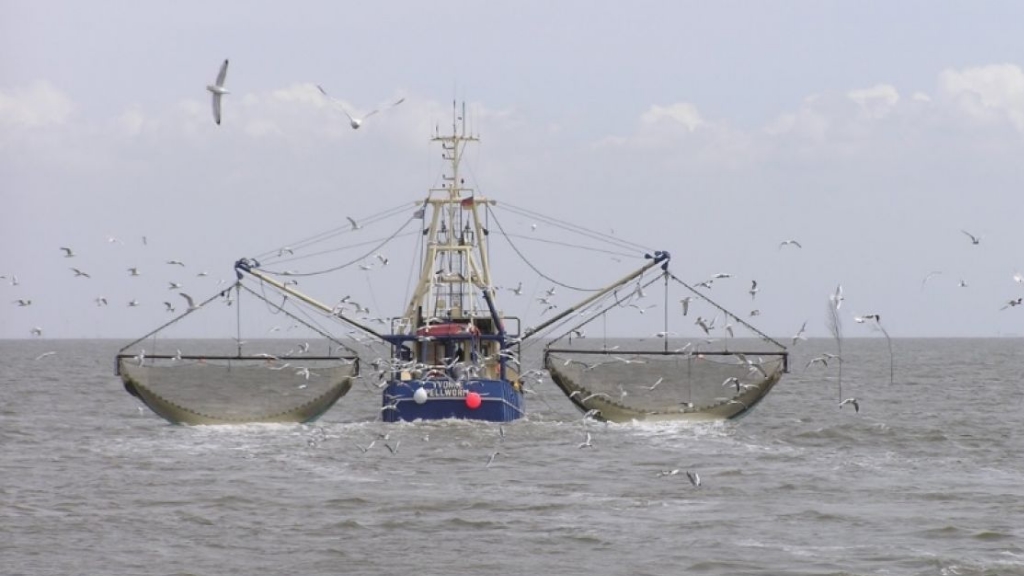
381,377,524,422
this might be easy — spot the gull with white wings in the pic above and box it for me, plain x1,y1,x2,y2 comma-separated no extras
179,292,200,311
206,59,230,125
317,84,405,129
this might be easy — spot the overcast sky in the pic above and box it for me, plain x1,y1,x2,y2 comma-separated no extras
2,1,1024,340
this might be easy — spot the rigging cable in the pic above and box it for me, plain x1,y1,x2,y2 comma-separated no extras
253,201,419,262
263,230,421,268
498,201,655,254
236,282,360,355
668,271,788,350
486,205,606,292
259,216,418,277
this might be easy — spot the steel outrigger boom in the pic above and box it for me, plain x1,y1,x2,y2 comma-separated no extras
520,250,670,341
234,258,386,341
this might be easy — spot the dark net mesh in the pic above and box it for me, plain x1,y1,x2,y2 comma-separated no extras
545,346,785,422
118,353,358,424
115,282,363,425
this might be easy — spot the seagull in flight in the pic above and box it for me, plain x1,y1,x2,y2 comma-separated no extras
486,451,501,468
578,432,594,449
778,239,802,250
346,216,362,231
686,471,701,487
839,397,860,412
1001,297,1023,310
317,84,405,129
805,356,829,369
695,316,712,335
629,303,656,314
127,267,141,276
921,271,942,289
791,320,808,345
70,267,90,278
206,59,230,125
679,296,692,316
829,284,844,309
960,229,980,245
60,247,75,258
179,292,199,311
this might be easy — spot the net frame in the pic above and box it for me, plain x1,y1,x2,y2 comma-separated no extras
540,268,790,422
114,281,364,425
117,354,359,425
544,348,785,422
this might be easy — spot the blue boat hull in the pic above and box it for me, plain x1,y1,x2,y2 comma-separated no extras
381,378,524,423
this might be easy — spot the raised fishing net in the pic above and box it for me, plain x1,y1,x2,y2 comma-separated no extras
116,281,363,425
545,346,785,422
537,269,789,422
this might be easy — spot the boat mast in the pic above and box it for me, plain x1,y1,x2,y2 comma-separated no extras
404,102,493,326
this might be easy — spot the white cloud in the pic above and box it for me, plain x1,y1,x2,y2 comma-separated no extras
244,118,285,138
117,107,147,136
847,83,900,119
640,102,704,132
939,63,1024,132
0,81,75,127
763,94,830,141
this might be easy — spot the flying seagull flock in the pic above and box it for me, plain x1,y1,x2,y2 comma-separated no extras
203,57,404,128
4,58,408,338
6,60,1023,442
5,236,226,341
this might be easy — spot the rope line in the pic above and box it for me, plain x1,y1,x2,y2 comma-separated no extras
497,202,655,254
262,230,420,268
253,201,417,262
668,271,787,350
237,281,359,354
486,205,606,292
117,285,243,354
500,232,639,260
260,216,417,277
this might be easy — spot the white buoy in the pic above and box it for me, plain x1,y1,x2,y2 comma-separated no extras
413,387,428,404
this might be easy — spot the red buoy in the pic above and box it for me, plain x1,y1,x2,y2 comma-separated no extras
465,392,482,409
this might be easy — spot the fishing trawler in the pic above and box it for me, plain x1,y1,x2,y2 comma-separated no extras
115,102,788,425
